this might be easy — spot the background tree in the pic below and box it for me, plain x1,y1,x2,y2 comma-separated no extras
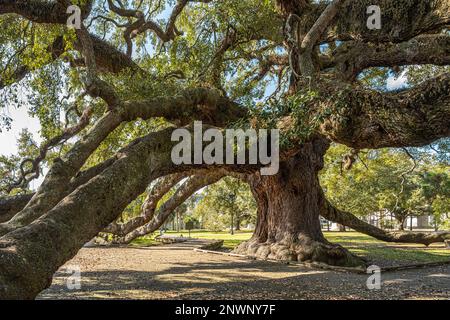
193,177,257,233
321,144,450,230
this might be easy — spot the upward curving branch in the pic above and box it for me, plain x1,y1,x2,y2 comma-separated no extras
103,173,187,236
0,88,244,235
111,171,226,244
298,0,345,76
330,34,450,81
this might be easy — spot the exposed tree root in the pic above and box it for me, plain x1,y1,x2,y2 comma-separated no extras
233,237,366,268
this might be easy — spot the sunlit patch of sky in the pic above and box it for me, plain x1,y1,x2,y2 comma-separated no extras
386,71,407,91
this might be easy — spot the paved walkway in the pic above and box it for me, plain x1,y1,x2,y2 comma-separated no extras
38,240,450,300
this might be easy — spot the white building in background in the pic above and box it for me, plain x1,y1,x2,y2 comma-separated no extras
321,211,433,231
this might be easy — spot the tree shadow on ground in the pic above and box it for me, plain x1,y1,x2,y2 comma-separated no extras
38,258,450,300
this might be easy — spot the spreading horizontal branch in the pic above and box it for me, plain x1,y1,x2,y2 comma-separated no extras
316,73,450,149
331,34,450,80
0,155,119,235
311,0,450,44
320,197,450,246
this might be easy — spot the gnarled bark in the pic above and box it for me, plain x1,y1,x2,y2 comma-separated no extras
316,73,450,149
234,137,365,268
0,194,33,223
308,0,450,43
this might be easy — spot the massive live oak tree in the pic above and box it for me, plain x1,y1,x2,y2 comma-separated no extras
0,0,449,299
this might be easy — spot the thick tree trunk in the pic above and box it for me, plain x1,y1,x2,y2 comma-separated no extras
234,138,365,268
235,217,241,231
398,218,406,231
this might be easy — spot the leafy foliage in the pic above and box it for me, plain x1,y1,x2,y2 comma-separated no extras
321,144,450,230
193,177,256,232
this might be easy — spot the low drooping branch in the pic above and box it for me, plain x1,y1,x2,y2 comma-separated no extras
0,125,260,299
103,173,187,236
0,111,125,233
0,155,120,235
112,171,226,244
320,197,450,246
317,72,450,149
0,155,120,224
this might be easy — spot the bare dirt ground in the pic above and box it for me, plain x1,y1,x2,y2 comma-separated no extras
37,240,450,300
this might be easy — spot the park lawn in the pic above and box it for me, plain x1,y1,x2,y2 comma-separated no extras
129,230,252,248
132,230,450,264
166,230,254,249
325,232,450,264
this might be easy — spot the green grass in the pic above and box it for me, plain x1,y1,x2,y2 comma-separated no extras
131,230,450,264
166,230,253,249
324,232,450,263
129,235,160,247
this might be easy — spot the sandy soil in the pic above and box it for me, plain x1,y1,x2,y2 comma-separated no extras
37,240,450,300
